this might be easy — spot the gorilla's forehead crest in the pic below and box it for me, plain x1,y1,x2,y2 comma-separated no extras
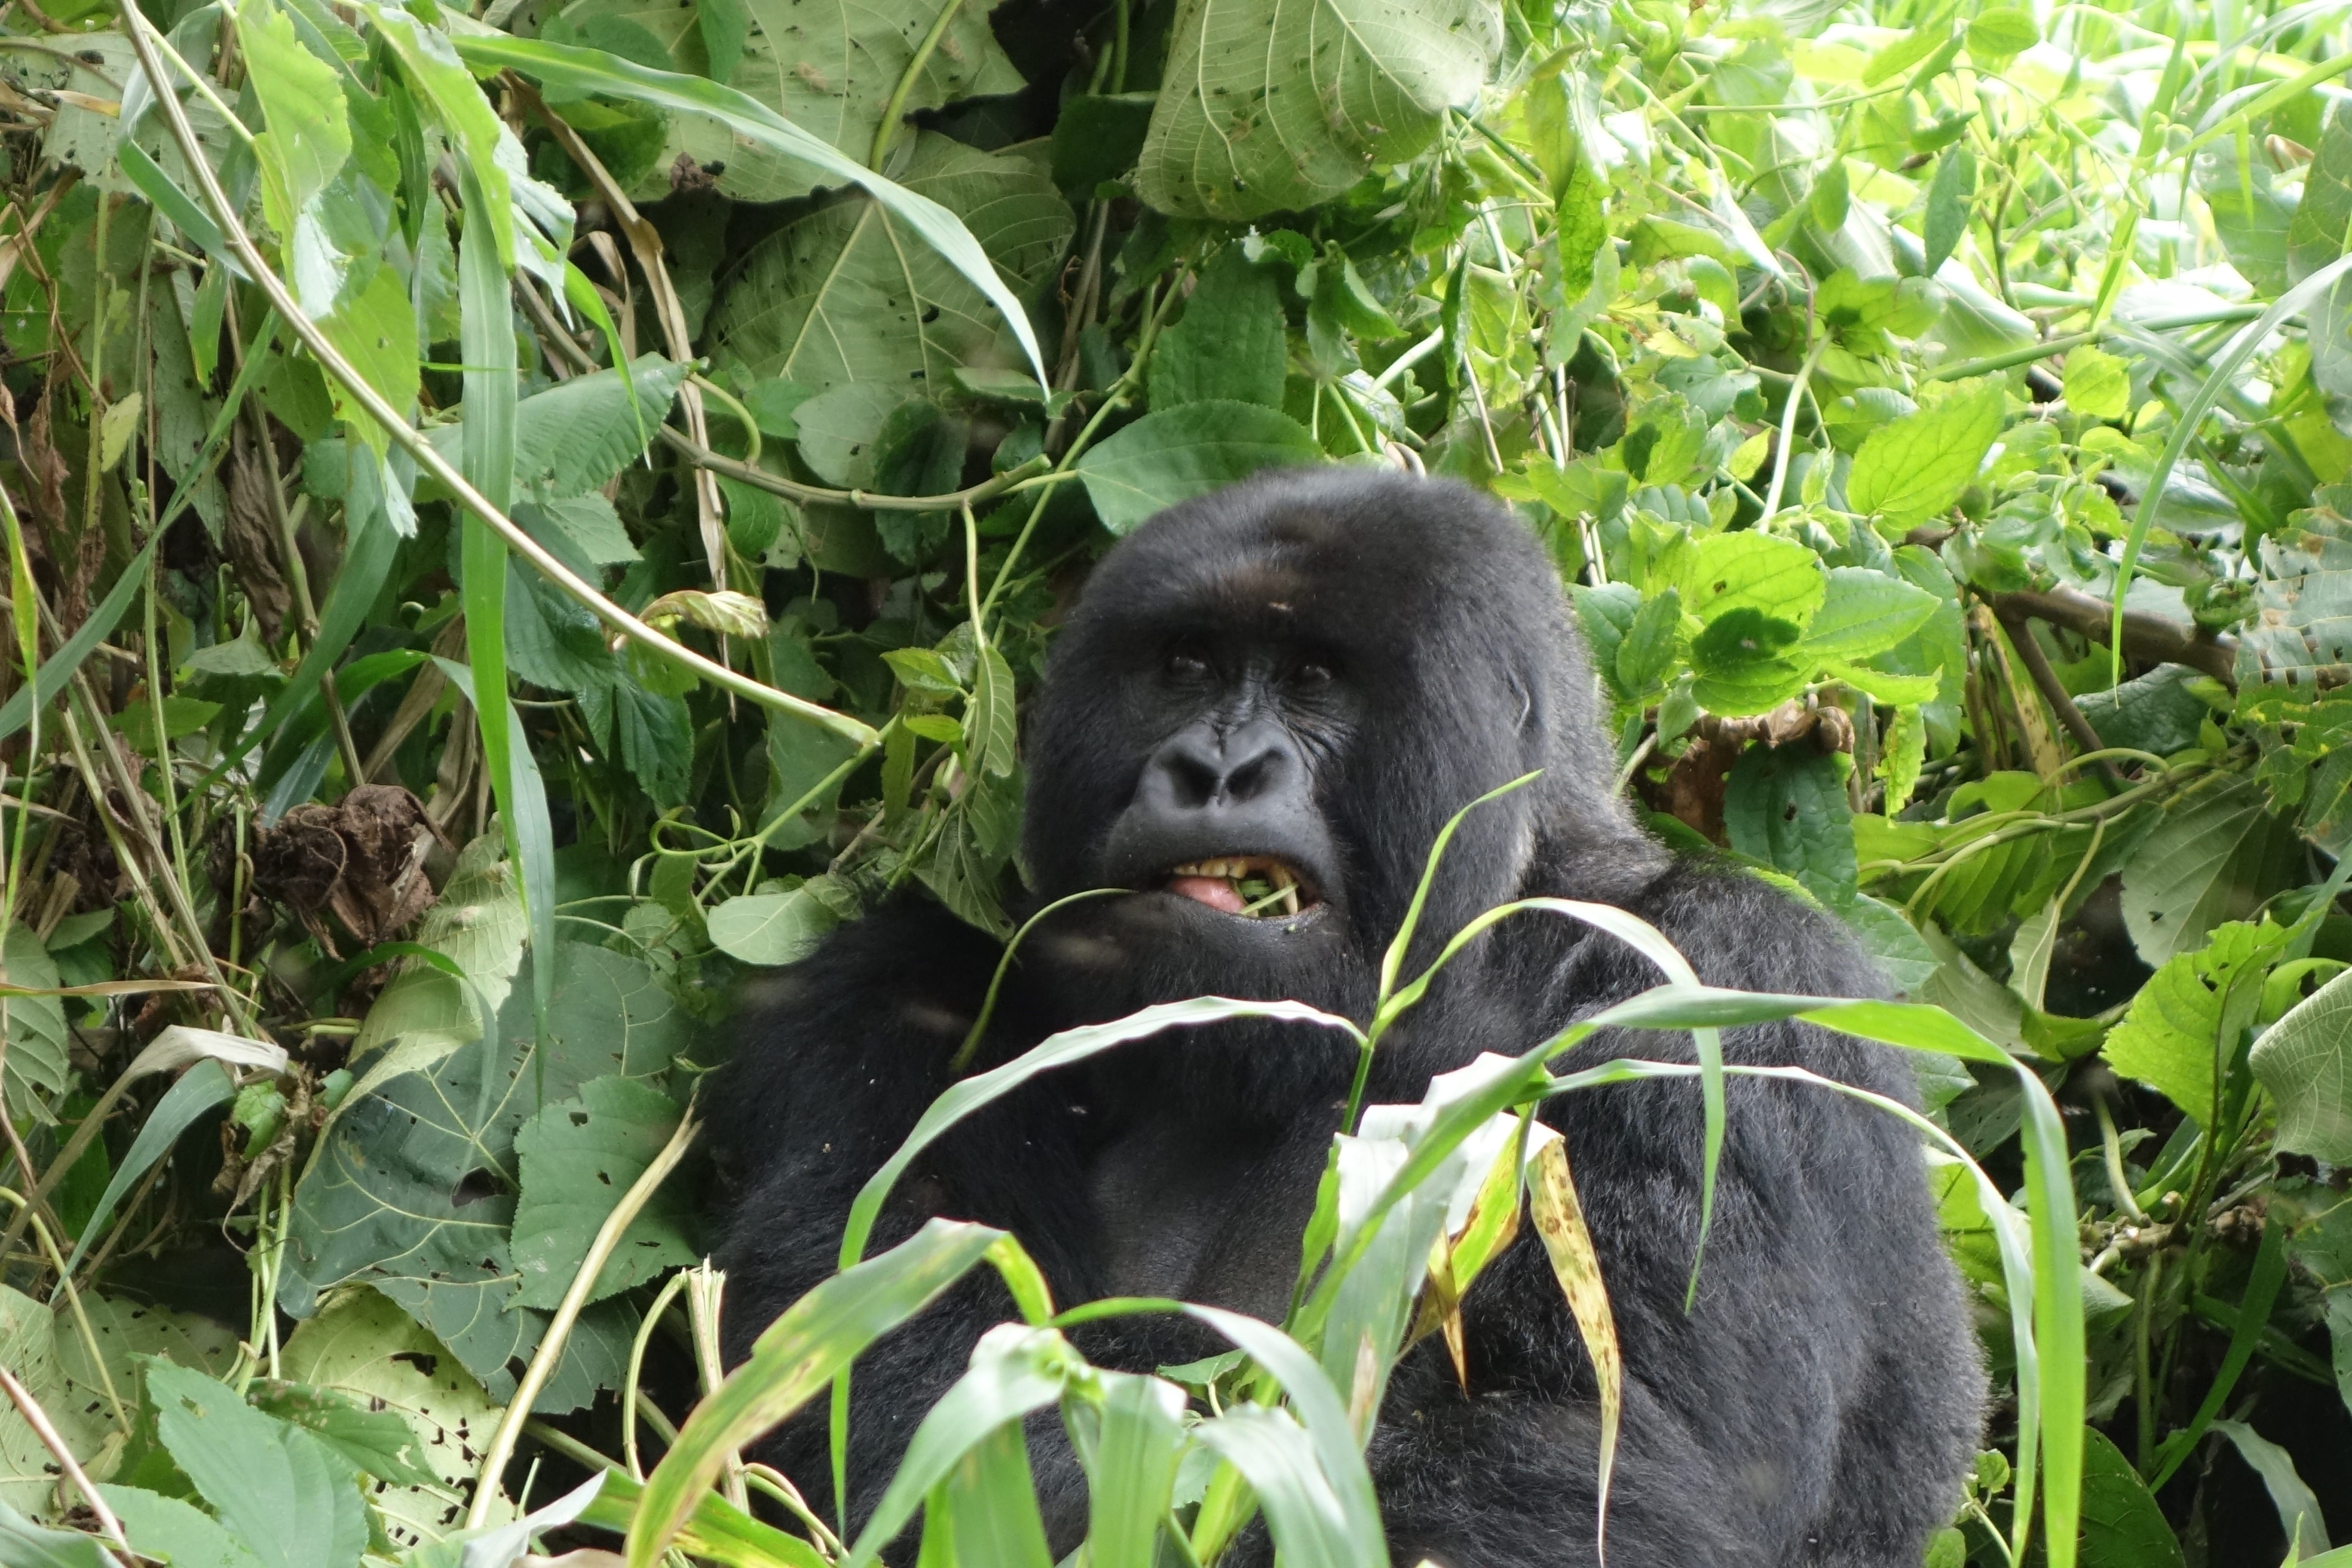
1086,467,1556,637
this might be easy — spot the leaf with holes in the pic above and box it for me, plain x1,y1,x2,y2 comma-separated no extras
282,941,684,1400
1136,0,1504,219
511,1075,698,1310
712,135,1072,397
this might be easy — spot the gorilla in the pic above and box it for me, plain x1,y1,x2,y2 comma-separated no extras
709,468,1985,1567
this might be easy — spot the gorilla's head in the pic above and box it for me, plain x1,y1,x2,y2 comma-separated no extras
1020,468,1643,1051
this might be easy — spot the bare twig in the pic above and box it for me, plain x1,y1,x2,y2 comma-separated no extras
1996,607,2115,764
1991,584,2238,687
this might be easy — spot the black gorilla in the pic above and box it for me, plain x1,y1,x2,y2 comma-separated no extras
709,469,1984,1567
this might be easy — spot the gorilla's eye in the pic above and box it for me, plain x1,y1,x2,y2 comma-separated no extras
1165,650,1210,680
1294,661,1334,687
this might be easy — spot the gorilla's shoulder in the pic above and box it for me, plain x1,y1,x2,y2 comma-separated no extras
701,896,1000,1160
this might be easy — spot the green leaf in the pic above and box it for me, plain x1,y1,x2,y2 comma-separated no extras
239,0,352,231
347,836,527,1070
706,888,838,965
1052,92,1157,192
1689,608,1809,717
318,262,418,458
2075,1427,2185,1568
0,925,68,1111
1848,381,2003,527
2249,967,2352,1163
61,1061,236,1275
452,31,1055,390
666,0,1023,200
1616,587,1682,698
1150,245,1287,410
1723,744,1856,903
1080,1374,1190,1568
0,1503,127,1568
2103,919,2288,1123
512,1075,697,1310
282,942,683,1401
968,646,1018,779
842,1325,1080,1568
1677,531,1825,626
2074,664,2211,757
1965,7,2039,63
1136,0,1502,219
2119,778,2304,967
1076,401,1323,534
632,1219,1009,1560
2209,1422,2328,1560
2290,106,2352,285
709,135,1072,398
1921,144,1975,277
2062,344,2132,422
516,355,684,495
276,1287,500,1549
147,1362,368,1568
102,1485,262,1568
1801,567,1939,662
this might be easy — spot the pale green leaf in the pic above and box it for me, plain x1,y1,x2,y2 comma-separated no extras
2250,967,2352,1163
2103,920,2287,1123
1847,381,2004,527
706,888,838,965
1136,0,1503,219
1801,566,1938,662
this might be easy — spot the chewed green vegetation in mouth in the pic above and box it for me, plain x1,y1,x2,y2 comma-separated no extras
1163,856,1314,917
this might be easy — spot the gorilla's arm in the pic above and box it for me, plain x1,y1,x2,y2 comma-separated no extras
1360,861,1978,1568
705,900,1098,1527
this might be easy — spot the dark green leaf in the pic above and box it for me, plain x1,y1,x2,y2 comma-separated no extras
1076,401,1322,534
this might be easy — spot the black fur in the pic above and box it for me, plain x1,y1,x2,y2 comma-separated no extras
708,469,1985,1567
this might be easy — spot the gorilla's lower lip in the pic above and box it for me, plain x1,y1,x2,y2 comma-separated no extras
1159,855,1319,918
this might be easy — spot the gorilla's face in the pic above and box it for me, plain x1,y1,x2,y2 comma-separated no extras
1020,469,1623,1038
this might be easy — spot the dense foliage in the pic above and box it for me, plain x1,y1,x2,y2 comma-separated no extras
0,0,2347,1561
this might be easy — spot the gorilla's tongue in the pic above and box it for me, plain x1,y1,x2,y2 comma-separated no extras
1168,875,1248,913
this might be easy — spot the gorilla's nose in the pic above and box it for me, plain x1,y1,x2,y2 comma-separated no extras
1143,718,1299,813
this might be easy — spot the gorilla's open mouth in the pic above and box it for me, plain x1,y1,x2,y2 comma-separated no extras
1162,856,1319,918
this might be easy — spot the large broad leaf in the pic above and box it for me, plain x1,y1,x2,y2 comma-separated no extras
2102,919,2287,1124
0,924,69,1113
449,28,1052,388
346,836,527,1078
689,0,1017,198
1135,0,1503,219
0,1288,91,1521
425,354,686,497
2250,967,2352,1164
1075,401,1322,533
278,1286,508,1549
2076,1427,2186,1568
511,1075,698,1309
281,942,683,1403
2118,779,2304,967
1150,244,1288,410
711,134,1072,396
146,1362,369,1568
